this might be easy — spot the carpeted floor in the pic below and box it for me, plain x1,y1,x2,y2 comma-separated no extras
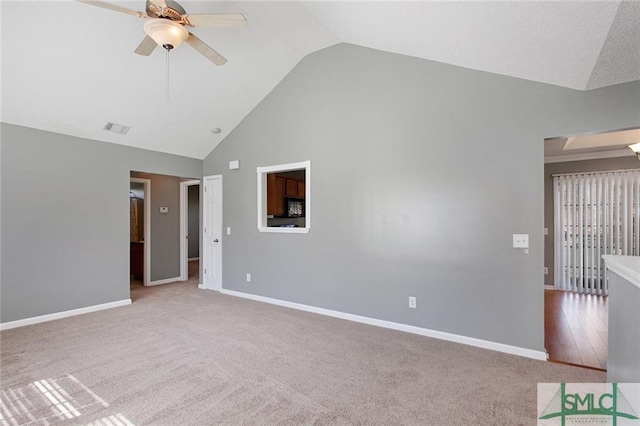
1,280,604,425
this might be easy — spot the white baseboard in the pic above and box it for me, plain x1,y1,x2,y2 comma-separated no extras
220,289,547,361
0,299,132,331
147,277,181,286
544,285,556,290
188,257,199,261
198,284,222,291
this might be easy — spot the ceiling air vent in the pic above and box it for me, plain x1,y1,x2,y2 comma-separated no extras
104,122,131,135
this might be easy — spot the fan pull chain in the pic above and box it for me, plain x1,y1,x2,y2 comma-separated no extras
166,49,170,101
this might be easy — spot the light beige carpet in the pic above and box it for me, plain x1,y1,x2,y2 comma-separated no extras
1,281,603,425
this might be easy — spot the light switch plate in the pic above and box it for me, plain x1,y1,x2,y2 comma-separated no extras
226,227,231,235
513,234,529,248
229,160,240,170
159,207,169,214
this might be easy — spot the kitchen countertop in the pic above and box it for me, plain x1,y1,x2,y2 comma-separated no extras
602,255,640,289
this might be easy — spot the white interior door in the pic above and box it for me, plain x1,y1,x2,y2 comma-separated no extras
203,175,222,290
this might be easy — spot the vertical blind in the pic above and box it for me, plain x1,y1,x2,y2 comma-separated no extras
553,170,640,295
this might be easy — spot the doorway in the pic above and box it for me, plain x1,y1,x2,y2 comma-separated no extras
130,171,201,291
180,180,201,283
130,178,151,288
543,127,640,369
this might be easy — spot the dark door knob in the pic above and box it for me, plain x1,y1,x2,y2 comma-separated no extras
214,239,219,243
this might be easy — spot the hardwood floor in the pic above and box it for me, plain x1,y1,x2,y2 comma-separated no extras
187,259,199,281
545,289,608,370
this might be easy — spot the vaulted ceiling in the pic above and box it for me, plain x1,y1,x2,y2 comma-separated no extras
2,1,639,159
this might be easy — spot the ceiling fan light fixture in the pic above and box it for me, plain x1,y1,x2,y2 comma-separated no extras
143,18,188,50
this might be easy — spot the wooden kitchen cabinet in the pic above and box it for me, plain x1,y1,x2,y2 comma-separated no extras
286,179,298,197
285,178,305,198
268,173,305,216
267,174,285,216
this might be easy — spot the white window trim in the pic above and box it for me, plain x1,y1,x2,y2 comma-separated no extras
257,160,311,234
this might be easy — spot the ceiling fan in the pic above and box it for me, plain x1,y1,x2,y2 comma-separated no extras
77,0,247,66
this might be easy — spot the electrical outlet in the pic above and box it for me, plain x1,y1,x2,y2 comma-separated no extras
544,267,549,275
408,296,416,309
246,273,251,282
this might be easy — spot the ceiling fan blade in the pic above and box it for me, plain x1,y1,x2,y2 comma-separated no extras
134,35,158,56
183,13,247,28
186,33,227,66
76,0,146,18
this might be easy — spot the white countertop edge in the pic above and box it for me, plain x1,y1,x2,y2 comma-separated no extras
602,255,640,290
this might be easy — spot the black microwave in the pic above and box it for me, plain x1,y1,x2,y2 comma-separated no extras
286,198,304,217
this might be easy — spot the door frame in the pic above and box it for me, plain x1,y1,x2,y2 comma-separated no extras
130,177,151,286
201,175,222,291
179,179,201,281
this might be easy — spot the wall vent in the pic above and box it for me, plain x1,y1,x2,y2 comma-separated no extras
104,122,131,135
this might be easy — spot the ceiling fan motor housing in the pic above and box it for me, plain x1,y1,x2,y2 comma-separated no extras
146,0,186,22
77,0,242,65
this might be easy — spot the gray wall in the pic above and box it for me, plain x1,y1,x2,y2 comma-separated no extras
0,137,3,305
0,124,202,322
606,270,640,382
130,171,194,282
188,185,199,259
543,157,640,286
204,43,640,353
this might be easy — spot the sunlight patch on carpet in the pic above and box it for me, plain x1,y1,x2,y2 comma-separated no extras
85,412,135,426
0,374,119,425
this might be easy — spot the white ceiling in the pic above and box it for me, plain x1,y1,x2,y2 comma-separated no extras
2,1,639,159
